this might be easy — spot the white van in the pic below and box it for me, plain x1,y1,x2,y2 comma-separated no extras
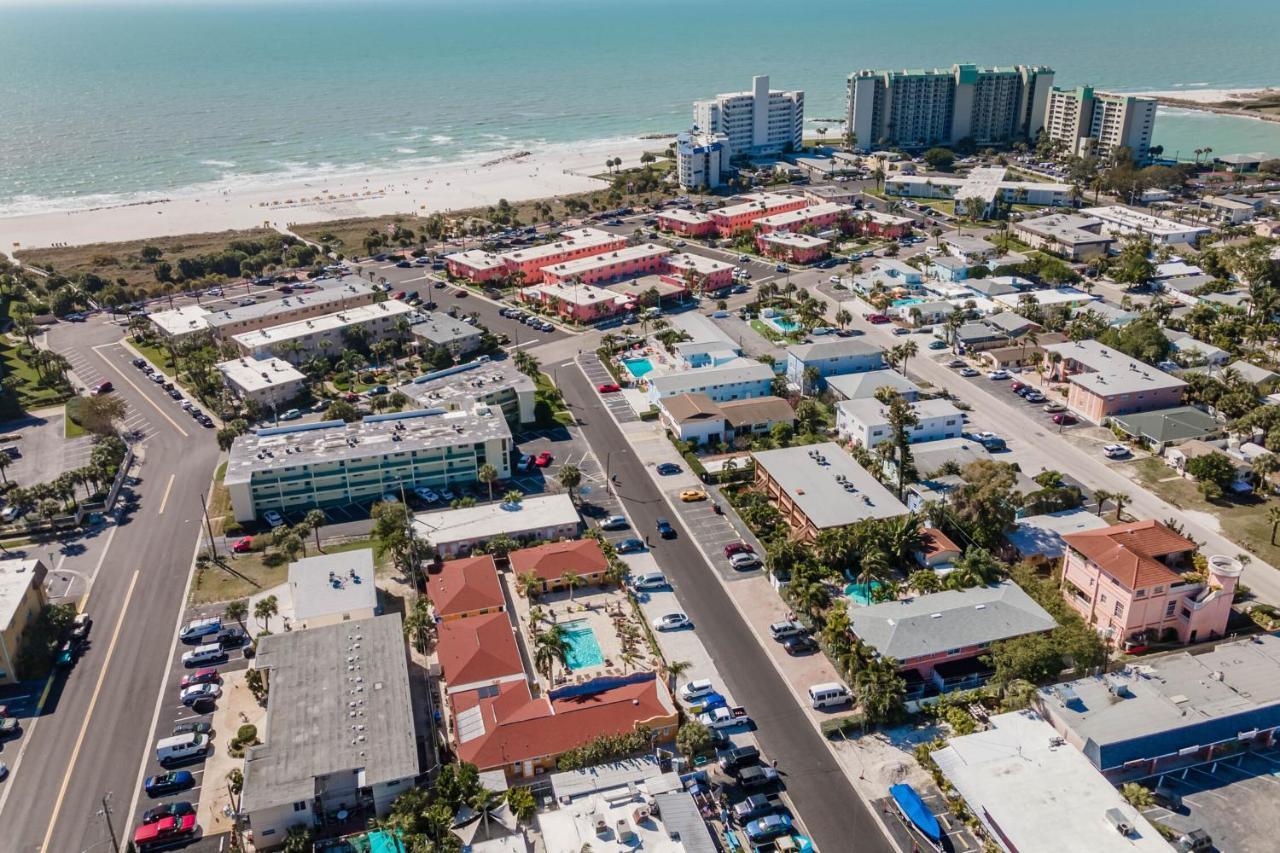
181,643,225,667
631,572,667,591
156,732,207,765
807,682,852,709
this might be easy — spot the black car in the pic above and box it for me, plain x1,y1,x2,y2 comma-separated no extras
434,281,446,289
783,635,819,656
142,801,195,825
215,627,248,649
188,697,216,715
656,462,681,476
717,745,760,773
656,518,675,539
144,771,195,797
132,358,147,369
168,388,182,400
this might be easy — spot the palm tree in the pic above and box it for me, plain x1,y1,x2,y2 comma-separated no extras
533,625,570,684
896,339,918,376
907,569,942,594
253,594,279,630
1092,489,1114,517
1112,491,1131,522
857,547,892,590
560,571,584,603
0,454,12,485
1252,453,1278,493
303,509,326,553
1268,505,1280,546
834,308,852,330
556,463,582,502
663,659,692,696
516,571,542,599
478,463,498,501
503,489,524,507
224,599,248,629
513,349,541,379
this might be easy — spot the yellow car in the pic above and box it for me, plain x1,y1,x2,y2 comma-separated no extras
679,489,707,502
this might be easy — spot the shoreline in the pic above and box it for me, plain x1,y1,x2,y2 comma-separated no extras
1125,87,1280,127
0,136,659,254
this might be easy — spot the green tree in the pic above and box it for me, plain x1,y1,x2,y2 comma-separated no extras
477,463,499,502
1185,451,1237,499
372,500,432,587
533,625,570,683
676,720,713,757
324,400,360,422
506,786,537,824
560,570,585,603
224,599,248,629
503,489,524,507
557,463,582,503
253,594,279,630
922,147,956,171
281,825,313,853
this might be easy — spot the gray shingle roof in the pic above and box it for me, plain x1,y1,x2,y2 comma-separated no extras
849,581,1056,662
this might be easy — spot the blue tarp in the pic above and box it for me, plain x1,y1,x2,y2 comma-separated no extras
889,783,942,845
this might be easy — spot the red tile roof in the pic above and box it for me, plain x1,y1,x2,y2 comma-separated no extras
436,613,525,688
508,539,608,583
428,555,503,618
451,677,675,770
919,527,961,560
1063,519,1196,590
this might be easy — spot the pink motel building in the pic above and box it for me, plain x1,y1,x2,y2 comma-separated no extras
860,210,915,240
665,252,734,293
540,243,671,287
445,249,508,283
754,202,856,235
519,281,629,323
1060,519,1239,648
657,208,717,238
711,193,808,236
498,227,627,284
756,231,830,265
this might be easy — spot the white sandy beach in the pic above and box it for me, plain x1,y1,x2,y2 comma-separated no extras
0,137,661,254
1125,87,1278,104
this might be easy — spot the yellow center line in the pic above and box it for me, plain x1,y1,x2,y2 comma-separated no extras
156,473,176,515
90,343,189,438
39,569,141,853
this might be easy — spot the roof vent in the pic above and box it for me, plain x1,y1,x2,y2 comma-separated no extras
974,604,987,610
930,613,942,619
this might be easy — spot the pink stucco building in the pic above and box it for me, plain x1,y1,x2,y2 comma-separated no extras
756,231,830,265
657,209,717,237
665,252,734,293
444,250,507,283
540,243,671,286
711,193,808,236
859,210,915,239
754,202,856,235
498,227,627,284
518,281,628,323
1043,340,1186,423
1060,519,1239,648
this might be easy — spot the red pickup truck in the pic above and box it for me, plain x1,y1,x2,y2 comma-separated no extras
133,814,197,850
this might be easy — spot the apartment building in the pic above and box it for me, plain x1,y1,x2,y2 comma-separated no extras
756,231,830,264
540,243,672,287
692,74,804,157
1043,340,1187,422
224,405,512,522
0,559,47,686
675,129,729,190
646,358,775,404
231,299,414,361
1013,213,1114,260
409,311,484,357
710,192,808,236
1079,205,1210,246
1044,87,1157,160
399,358,537,428
445,249,508,283
754,201,856,235
203,277,378,339
495,228,627,284
656,208,717,237
1060,520,1238,647
216,356,307,409
666,252,734,292
846,63,1054,149
884,166,1072,217
836,397,964,447
785,338,885,389
519,280,627,323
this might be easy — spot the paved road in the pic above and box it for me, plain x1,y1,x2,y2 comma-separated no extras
553,358,894,853
0,317,220,853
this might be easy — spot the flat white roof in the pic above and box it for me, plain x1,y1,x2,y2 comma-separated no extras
216,357,306,392
759,232,829,249
753,442,908,529
756,202,853,229
446,249,505,270
524,281,627,307
863,209,914,227
205,277,375,331
666,252,732,275
413,493,580,547
1044,339,1187,397
1081,205,1211,238
993,287,1096,308
288,549,378,623
659,209,714,225
232,300,413,349
956,165,1008,203
0,559,44,629
713,192,801,219
500,227,620,264
647,358,774,395
933,711,1168,853
150,305,211,336
543,243,671,278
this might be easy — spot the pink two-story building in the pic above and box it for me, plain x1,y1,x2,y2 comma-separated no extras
711,193,808,236
657,208,717,237
540,243,671,286
754,202,856,235
1042,340,1187,423
1060,519,1239,648
665,252,734,293
444,249,508,283
859,210,915,240
756,231,830,265
518,281,628,323
498,227,628,284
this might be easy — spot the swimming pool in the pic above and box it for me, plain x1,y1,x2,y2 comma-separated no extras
892,297,925,307
623,357,654,379
765,314,801,334
561,619,605,670
844,580,883,606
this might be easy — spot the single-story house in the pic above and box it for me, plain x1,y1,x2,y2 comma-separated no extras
1166,330,1229,367
658,392,728,446
1109,406,1223,451
508,539,609,594
826,369,921,402
1164,439,1254,493
916,527,961,568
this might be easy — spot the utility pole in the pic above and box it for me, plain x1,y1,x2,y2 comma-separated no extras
199,491,219,561
98,792,120,853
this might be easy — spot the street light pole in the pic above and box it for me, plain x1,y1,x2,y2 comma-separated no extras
199,491,219,561
98,792,120,853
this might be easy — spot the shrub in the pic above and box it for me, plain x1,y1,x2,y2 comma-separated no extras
236,724,258,743
820,713,865,739
638,407,659,422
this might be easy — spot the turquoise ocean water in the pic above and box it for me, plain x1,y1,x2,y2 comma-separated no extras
1,0,1278,216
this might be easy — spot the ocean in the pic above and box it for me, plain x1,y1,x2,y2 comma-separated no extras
1,0,1278,216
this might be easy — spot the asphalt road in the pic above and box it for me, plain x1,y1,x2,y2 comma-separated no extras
553,358,894,853
0,317,220,853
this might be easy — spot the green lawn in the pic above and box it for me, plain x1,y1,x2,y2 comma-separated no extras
130,338,176,377
64,399,86,438
0,339,73,411
192,535,387,604
1124,457,1280,566
535,372,574,427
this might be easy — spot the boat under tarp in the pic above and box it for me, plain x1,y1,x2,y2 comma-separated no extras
889,783,943,849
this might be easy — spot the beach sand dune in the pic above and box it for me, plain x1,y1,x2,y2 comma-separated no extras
1,137,659,255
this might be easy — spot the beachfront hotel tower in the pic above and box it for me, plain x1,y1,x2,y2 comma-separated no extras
1044,87,1157,161
693,74,804,157
845,64,1054,150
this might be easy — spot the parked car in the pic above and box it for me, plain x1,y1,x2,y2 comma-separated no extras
144,771,195,797
214,627,248,649
733,793,785,822
736,765,780,789
986,369,1010,380
717,745,760,773
769,620,806,640
652,612,691,631
92,381,113,394
172,721,212,736
723,542,754,558
180,683,221,705
178,617,221,642
141,801,196,826
263,510,285,527
1043,402,1067,414
685,692,727,714
656,462,682,475
745,814,793,844
959,367,979,377
71,612,92,641
600,515,629,530
180,668,220,689
280,408,302,421
678,679,715,701
698,705,751,730
783,634,819,655
928,340,948,350
656,518,675,539
615,538,646,553
1052,412,1077,426
534,451,554,468
597,382,621,393
1103,443,1131,459
729,552,761,569
679,489,707,502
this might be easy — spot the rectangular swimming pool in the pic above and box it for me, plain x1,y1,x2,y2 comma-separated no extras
765,315,801,333
623,357,654,379
561,619,604,670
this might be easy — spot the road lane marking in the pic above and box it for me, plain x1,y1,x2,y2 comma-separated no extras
39,569,141,853
91,343,189,437
79,521,120,612
157,473,176,515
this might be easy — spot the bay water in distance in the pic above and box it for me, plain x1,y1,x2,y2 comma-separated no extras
1,0,1278,216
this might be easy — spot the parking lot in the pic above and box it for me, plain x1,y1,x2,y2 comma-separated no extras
1138,749,1280,853
578,353,639,424
872,784,983,853
670,485,766,582
0,412,95,486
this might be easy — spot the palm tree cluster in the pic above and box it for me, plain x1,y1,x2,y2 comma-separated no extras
2,434,129,523
379,762,535,852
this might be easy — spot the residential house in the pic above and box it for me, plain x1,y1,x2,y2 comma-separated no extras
848,581,1057,697
657,393,729,446
1166,330,1229,366
646,358,775,404
893,299,953,327
1059,519,1238,646
436,611,527,694
1073,301,1137,328
929,255,969,282
1042,340,1186,423
1164,439,1253,492
413,494,582,559
943,232,999,263
1005,509,1109,560
427,555,505,621
720,396,796,441
826,369,920,402
1109,405,1222,451
507,539,609,595
785,338,884,390
916,527,961,568
835,397,964,448
965,276,1025,298
984,311,1040,338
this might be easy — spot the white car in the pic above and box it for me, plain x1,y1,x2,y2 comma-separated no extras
729,552,762,569
652,613,691,631
180,683,221,704
263,510,285,527
986,370,1010,380
678,679,715,701
959,367,979,377
1103,444,1131,459
414,487,439,503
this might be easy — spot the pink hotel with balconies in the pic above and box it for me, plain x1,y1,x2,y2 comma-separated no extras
711,193,808,236
657,208,717,237
754,201,856,235
540,243,672,287
1060,519,1239,648
443,227,627,285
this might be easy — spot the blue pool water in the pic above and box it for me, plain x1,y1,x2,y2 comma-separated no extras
892,297,925,307
562,619,605,670
623,357,654,379
844,581,883,606
766,315,801,333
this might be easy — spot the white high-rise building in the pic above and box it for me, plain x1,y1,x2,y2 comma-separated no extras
1044,87,1157,160
675,129,729,190
845,64,1054,150
693,75,804,157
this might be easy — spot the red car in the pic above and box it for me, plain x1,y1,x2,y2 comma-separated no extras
864,313,890,324
1010,380,1025,393
597,382,621,393
343,392,360,402
723,542,755,558
93,381,113,395
393,291,406,300
232,536,254,553
180,668,221,689
133,814,197,850
534,451,554,468
1052,413,1077,426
